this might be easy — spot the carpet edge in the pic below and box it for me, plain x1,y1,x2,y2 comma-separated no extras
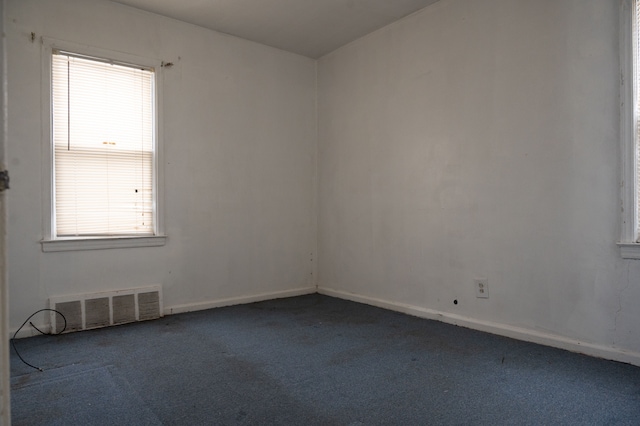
318,286,640,367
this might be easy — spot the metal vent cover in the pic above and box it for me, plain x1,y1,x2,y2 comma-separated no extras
49,285,162,333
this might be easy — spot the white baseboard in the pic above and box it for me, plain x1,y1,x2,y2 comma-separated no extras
164,286,317,315
13,285,639,368
318,286,640,367
11,287,316,339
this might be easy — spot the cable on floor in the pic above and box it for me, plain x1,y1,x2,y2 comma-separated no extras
11,309,67,372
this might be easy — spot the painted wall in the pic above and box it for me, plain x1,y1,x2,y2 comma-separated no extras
318,0,640,360
6,0,317,332
7,0,638,366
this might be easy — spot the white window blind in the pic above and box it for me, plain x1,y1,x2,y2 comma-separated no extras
52,51,155,237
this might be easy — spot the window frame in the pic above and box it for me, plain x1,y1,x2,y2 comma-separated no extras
40,39,166,252
619,0,640,258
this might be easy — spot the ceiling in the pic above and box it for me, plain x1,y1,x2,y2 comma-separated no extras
109,0,441,59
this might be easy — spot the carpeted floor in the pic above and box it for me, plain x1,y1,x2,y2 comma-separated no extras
10,294,640,425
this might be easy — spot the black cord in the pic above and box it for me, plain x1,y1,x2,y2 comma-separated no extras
11,309,67,372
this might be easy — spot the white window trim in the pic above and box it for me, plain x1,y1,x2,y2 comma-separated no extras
619,0,640,258
40,38,166,252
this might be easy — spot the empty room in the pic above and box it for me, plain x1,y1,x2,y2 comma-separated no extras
2,0,640,424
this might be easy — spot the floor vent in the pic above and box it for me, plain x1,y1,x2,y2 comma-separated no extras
49,285,163,334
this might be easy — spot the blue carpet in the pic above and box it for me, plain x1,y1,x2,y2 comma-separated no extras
10,294,640,425
11,364,161,426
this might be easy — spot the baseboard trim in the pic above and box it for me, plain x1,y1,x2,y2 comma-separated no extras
164,286,317,316
13,286,639,367
318,287,640,367
11,287,316,339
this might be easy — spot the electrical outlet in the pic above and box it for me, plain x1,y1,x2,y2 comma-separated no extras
475,278,489,298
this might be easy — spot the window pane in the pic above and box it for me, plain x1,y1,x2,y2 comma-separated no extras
52,53,155,236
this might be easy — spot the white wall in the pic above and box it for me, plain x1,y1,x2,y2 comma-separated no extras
6,0,317,332
7,0,639,367
318,0,640,363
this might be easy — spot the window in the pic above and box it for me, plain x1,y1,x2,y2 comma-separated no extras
41,42,165,251
620,0,640,258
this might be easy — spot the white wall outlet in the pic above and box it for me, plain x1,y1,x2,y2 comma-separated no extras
475,278,489,298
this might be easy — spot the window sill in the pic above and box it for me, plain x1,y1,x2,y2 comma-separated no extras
41,235,166,252
618,242,640,259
